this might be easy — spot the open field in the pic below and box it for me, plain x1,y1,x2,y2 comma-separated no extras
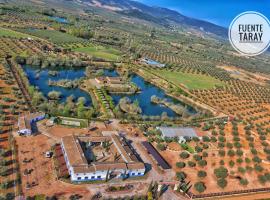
18,29,84,44
153,69,225,90
73,44,122,61
14,133,91,198
0,27,31,38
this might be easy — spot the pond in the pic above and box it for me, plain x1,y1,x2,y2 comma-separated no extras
23,66,196,117
23,65,92,106
49,16,68,24
110,73,197,117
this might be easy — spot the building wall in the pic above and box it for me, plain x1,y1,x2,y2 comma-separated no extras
70,168,145,182
18,129,32,135
61,140,145,182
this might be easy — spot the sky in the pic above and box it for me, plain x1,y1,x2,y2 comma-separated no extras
135,0,270,27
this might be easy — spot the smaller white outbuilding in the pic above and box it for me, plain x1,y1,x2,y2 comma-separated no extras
18,112,45,136
157,127,199,143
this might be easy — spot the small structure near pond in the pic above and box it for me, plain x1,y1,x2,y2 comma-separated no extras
139,58,166,68
18,112,45,136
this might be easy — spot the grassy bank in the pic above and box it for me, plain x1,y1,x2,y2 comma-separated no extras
154,69,225,90
73,44,121,61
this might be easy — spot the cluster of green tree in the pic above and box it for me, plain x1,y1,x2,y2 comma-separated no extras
48,79,81,89
67,27,94,39
15,55,87,68
117,97,142,115
37,95,96,119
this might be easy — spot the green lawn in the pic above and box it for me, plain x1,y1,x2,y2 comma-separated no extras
0,27,31,38
73,45,122,61
20,29,84,44
155,70,225,90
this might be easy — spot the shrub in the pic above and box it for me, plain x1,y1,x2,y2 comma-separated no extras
180,152,190,159
157,143,166,151
193,154,202,161
195,146,203,153
254,164,264,172
198,160,207,167
236,158,243,164
218,150,225,156
197,171,207,178
246,166,253,172
218,136,225,143
202,143,209,149
234,142,242,148
210,136,217,142
236,149,243,156
227,149,235,157
188,161,196,167
265,173,270,181
238,167,246,174
258,175,267,184
251,148,257,155
253,156,262,163
176,172,186,180
220,160,225,165
218,142,225,148
240,178,249,186
202,152,208,157
217,178,227,188
214,167,228,179
194,182,206,193
226,143,233,149
245,157,251,163
202,136,210,142
176,162,185,168
229,160,235,168
192,137,200,142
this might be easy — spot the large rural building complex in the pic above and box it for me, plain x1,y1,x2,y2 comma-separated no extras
61,132,145,182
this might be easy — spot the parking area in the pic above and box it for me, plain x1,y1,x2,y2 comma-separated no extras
14,133,91,198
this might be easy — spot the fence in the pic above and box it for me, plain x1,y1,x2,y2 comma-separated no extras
187,187,270,199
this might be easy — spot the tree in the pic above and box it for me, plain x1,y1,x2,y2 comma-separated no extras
229,160,235,167
214,167,228,179
176,162,185,168
194,182,206,193
188,161,196,167
253,156,262,163
217,178,227,188
180,152,190,159
198,160,207,167
197,170,207,178
258,175,267,184
48,90,61,100
240,178,249,186
176,172,186,181
157,143,166,151
227,149,235,157
193,154,202,161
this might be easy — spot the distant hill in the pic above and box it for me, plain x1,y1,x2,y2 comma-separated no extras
79,0,227,38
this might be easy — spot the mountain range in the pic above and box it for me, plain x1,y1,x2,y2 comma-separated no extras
78,0,228,38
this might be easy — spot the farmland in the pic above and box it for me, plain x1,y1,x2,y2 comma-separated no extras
18,29,84,44
0,27,30,38
0,0,270,199
72,44,122,61
150,69,225,90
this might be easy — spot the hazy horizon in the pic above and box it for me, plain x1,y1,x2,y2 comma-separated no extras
135,0,270,27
